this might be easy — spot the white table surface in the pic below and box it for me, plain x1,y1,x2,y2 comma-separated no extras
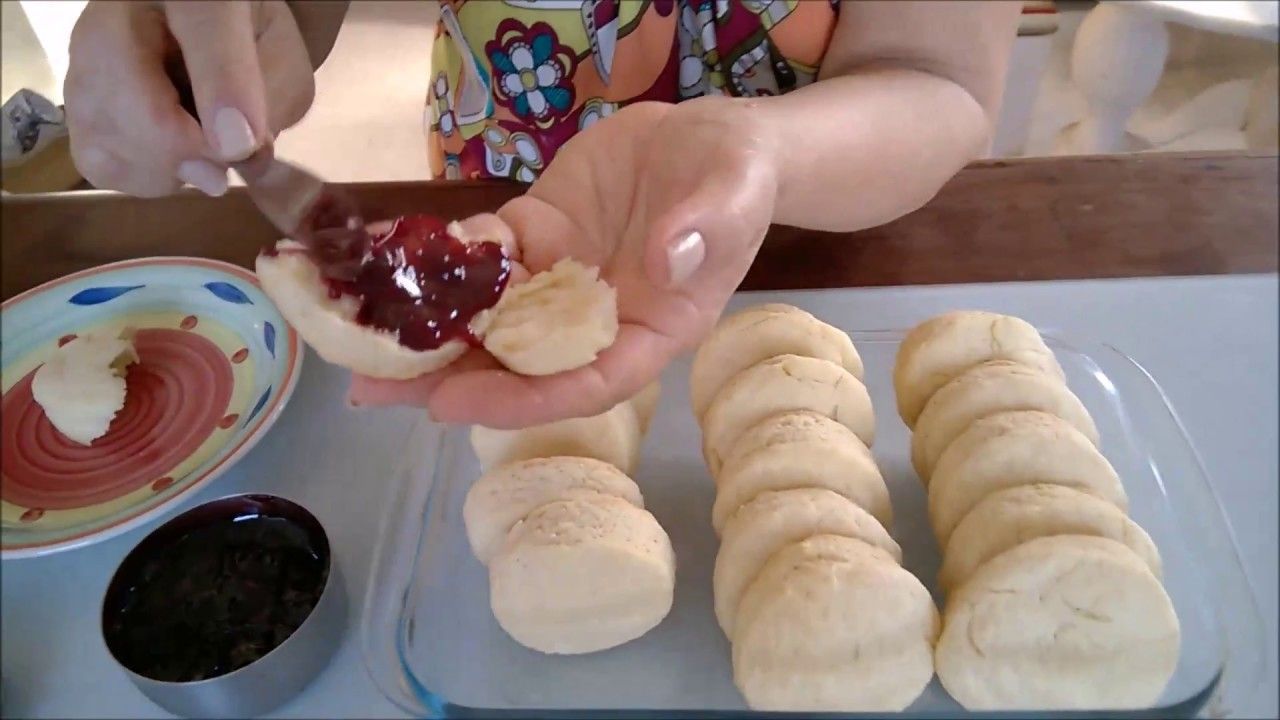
3,273,1276,719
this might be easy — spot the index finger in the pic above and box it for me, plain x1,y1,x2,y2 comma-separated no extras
164,0,267,160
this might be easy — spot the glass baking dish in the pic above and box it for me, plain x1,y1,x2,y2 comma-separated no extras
361,309,1265,718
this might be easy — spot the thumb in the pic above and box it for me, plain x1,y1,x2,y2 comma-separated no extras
165,1,268,162
643,160,776,290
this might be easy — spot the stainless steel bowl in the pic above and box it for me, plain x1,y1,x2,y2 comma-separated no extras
100,494,346,718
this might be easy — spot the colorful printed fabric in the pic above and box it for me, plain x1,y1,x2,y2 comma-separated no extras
427,0,840,181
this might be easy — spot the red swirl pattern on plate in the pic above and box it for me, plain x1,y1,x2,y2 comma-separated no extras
1,328,234,511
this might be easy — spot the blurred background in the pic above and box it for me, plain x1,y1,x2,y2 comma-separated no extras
2,0,1277,191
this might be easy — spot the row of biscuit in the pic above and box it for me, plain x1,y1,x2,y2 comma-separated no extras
894,310,1180,711
461,389,676,655
691,304,938,712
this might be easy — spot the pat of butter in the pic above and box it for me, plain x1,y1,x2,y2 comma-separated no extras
32,328,138,445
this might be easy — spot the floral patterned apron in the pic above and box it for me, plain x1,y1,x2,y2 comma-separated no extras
427,0,839,181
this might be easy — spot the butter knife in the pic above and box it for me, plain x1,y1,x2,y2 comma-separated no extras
232,149,369,281
170,69,369,279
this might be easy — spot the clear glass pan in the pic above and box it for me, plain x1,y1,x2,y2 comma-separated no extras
362,322,1264,719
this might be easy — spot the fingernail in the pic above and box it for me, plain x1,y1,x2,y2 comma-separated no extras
176,160,228,196
212,107,257,161
667,230,706,287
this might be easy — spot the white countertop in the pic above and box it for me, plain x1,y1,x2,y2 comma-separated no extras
3,273,1277,719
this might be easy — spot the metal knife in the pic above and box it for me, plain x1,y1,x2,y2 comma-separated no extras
169,67,369,274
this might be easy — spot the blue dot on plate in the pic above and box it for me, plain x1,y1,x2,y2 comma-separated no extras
244,386,273,426
203,281,253,304
263,321,277,357
68,285,144,305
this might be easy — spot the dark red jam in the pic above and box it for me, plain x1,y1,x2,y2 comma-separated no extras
277,209,512,351
102,513,327,683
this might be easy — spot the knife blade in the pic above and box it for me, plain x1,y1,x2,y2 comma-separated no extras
232,147,369,281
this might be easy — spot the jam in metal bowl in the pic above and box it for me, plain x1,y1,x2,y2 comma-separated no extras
100,494,345,717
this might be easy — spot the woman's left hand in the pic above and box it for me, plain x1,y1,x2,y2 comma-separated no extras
347,98,779,428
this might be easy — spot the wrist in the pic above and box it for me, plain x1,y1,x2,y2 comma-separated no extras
716,97,785,222
710,97,785,220
656,95,784,221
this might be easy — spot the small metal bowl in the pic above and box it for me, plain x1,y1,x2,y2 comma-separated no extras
100,494,346,717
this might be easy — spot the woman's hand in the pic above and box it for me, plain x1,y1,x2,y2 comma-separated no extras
353,1,1017,429
65,1,315,197
347,98,781,428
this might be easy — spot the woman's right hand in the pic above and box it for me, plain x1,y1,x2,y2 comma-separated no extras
65,1,315,197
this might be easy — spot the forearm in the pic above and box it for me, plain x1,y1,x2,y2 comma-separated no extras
753,66,991,232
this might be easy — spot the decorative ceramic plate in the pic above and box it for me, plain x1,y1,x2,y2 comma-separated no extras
0,258,303,559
